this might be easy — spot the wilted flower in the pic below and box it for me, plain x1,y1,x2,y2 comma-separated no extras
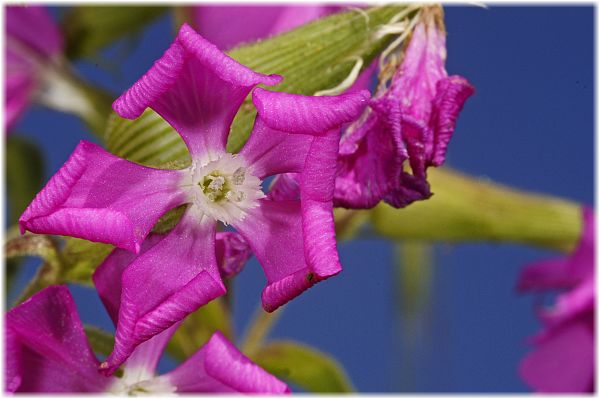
5,6,63,130
20,24,368,372
6,286,289,394
334,9,475,209
517,207,595,393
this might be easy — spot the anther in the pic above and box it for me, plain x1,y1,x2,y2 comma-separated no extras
207,175,225,191
232,167,246,185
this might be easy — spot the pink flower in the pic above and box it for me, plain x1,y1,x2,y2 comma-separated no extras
335,12,474,209
20,24,369,373
517,207,595,393
5,6,63,131
192,5,342,50
6,285,289,394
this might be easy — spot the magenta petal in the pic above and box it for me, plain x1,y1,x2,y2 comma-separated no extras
6,286,112,392
163,331,289,393
93,234,166,324
5,48,36,131
5,6,62,131
517,257,573,292
233,199,314,312
121,324,179,384
6,6,63,57
215,231,252,279
239,118,314,179
518,207,595,293
519,319,594,393
253,88,369,135
335,97,405,208
19,140,187,253
301,129,343,277
5,328,22,392
193,5,340,51
542,277,595,327
428,76,475,166
102,209,225,374
268,173,301,201
113,24,281,159
390,20,446,122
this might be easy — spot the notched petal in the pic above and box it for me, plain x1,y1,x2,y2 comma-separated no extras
19,140,187,253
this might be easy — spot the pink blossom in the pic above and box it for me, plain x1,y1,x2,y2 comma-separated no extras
6,285,289,394
517,207,595,393
192,5,342,50
5,6,63,131
20,24,369,373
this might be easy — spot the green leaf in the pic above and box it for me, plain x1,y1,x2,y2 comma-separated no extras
62,6,168,59
105,108,190,167
6,136,44,225
166,298,233,361
371,167,583,253
252,340,354,393
85,325,115,357
105,5,416,166
61,238,113,286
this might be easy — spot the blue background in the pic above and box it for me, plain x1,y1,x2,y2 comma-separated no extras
7,5,594,393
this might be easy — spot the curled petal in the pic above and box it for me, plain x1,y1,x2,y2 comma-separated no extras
113,24,281,160
216,231,252,279
252,88,369,135
233,200,313,312
301,129,343,279
101,209,225,374
427,76,475,166
6,286,111,392
19,140,187,253
519,318,594,393
335,97,405,208
162,332,289,393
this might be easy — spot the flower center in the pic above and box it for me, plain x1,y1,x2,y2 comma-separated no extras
187,153,264,224
108,375,176,396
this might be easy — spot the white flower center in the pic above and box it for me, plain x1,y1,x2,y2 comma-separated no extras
108,374,176,396
185,153,264,224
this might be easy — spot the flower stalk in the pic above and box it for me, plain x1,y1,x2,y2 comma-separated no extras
371,167,582,253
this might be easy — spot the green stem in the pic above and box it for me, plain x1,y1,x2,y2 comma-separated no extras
371,167,583,253
241,306,283,357
37,59,114,138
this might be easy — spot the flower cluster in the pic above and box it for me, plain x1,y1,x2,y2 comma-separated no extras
270,10,474,209
517,207,595,393
9,6,477,394
16,21,369,388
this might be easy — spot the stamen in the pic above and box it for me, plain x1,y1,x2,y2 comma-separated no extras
207,175,225,190
232,167,245,185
